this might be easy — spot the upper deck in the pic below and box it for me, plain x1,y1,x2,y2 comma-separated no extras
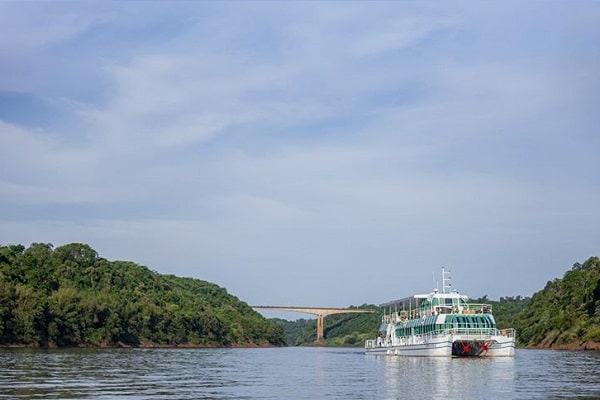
379,267,493,321
381,289,493,322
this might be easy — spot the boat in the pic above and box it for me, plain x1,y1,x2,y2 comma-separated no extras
365,267,515,357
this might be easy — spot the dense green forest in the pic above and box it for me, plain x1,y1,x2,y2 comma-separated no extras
0,243,285,348
514,257,600,349
271,318,315,345
280,257,599,350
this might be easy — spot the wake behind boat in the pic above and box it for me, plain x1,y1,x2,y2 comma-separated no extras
365,268,515,357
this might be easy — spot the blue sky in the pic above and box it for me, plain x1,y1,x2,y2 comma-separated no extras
1,2,599,315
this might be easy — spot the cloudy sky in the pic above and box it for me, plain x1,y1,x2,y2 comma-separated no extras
1,1,598,314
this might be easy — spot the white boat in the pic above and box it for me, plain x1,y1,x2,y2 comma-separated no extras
365,268,515,357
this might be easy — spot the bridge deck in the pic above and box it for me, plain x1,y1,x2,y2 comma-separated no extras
253,306,375,316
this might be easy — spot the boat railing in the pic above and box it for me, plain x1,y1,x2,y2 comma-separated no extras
495,328,515,338
384,311,408,323
365,338,390,349
409,327,515,340
417,303,493,317
449,327,515,338
462,303,493,314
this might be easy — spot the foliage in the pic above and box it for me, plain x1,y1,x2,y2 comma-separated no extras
0,242,285,348
470,295,530,335
513,257,600,347
271,318,315,346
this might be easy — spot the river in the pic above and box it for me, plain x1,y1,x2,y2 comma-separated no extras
1,347,599,399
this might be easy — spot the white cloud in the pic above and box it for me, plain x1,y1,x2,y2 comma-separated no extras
0,4,101,49
0,121,82,201
352,16,454,57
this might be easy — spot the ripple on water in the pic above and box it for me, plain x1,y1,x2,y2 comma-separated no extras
0,348,599,399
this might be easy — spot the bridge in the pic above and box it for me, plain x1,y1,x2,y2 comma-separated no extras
252,306,376,343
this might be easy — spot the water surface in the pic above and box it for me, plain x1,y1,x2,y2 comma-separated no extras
1,347,598,399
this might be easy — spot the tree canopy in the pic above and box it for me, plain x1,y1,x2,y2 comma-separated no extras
514,256,600,349
0,242,285,348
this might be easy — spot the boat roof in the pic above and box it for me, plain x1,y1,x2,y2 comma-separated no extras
380,290,469,309
380,296,418,309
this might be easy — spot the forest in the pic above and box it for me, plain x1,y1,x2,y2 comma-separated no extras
2,241,598,350
514,256,600,349
0,243,285,347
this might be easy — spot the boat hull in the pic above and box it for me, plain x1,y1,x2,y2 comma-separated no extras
365,336,452,356
484,339,515,357
365,334,515,357
451,333,515,357
365,340,452,357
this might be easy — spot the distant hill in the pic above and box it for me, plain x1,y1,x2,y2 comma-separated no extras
514,256,600,350
270,317,315,345
0,243,285,348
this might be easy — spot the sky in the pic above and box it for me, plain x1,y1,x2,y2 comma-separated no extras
1,1,599,318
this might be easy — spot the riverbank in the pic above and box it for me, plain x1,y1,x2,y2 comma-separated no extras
0,342,282,349
531,340,600,351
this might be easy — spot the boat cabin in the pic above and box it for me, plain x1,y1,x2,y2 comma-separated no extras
379,290,496,338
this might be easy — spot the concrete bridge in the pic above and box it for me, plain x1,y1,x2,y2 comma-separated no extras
253,306,376,343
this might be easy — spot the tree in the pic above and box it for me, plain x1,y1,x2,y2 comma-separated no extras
0,242,286,347
514,257,600,348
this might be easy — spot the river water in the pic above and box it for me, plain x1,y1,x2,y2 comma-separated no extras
1,347,599,399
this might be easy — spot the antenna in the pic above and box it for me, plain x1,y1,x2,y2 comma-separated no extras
442,266,452,294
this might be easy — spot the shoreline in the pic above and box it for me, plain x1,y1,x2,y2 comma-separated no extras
527,340,600,351
0,342,283,349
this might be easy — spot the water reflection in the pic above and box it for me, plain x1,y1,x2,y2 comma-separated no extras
377,355,515,399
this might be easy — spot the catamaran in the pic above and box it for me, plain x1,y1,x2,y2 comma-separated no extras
365,268,515,357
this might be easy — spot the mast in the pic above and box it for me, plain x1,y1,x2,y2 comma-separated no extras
442,266,451,294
